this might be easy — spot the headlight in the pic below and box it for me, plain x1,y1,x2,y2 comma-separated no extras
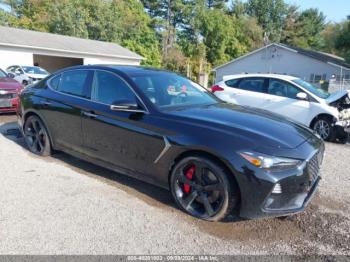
239,151,303,171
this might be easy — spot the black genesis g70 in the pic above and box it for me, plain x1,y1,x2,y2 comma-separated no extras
17,65,325,221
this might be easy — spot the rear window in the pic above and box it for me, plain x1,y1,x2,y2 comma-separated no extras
49,75,61,90
225,79,240,87
56,70,92,98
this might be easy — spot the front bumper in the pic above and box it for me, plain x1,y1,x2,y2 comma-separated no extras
233,138,324,219
0,93,19,113
336,119,350,133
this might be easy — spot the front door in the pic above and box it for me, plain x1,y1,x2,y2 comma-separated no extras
262,78,311,125
81,70,164,174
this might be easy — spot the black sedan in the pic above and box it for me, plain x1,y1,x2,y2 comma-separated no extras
17,65,324,221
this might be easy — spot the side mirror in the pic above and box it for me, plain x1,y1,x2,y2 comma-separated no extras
110,100,145,113
7,73,15,79
296,92,308,101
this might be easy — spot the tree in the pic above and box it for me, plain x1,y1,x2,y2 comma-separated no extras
296,8,326,49
245,0,287,42
335,21,350,63
3,0,162,66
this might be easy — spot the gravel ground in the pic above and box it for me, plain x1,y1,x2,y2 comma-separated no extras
0,113,349,255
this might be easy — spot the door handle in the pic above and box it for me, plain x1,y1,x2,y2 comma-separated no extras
42,101,52,107
82,111,97,118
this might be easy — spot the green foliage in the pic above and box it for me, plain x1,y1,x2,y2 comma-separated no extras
335,21,350,63
246,0,287,42
3,0,161,66
1,0,349,77
281,7,326,49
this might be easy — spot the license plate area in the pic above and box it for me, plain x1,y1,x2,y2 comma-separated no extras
0,99,12,108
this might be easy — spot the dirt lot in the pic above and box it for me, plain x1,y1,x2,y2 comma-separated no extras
0,113,349,255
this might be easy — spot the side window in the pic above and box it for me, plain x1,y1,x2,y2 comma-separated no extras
92,70,137,105
225,79,240,88
268,79,301,99
238,78,266,93
49,75,61,90
58,70,91,98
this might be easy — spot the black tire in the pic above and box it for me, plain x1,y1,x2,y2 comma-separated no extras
23,115,51,156
170,155,240,222
312,116,336,142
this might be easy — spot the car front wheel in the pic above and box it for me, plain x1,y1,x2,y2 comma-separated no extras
23,115,52,156
312,117,336,142
170,155,239,221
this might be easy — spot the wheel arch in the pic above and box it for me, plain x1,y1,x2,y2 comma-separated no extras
168,149,241,198
309,113,336,128
23,110,55,149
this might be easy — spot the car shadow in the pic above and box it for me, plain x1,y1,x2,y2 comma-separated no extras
0,120,175,210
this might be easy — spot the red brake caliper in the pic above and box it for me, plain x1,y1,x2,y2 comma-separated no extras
183,165,195,193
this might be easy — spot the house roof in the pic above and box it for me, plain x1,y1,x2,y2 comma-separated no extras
214,43,350,71
0,26,143,61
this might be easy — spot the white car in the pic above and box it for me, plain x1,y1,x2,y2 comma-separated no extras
212,74,350,142
6,65,49,86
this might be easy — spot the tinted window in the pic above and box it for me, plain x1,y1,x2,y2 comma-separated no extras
225,79,240,87
268,79,301,99
0,69,7,78
49,75,61,90
92,71,136,105
58,70,91,98
131,72,217,110
238,78,265,93
292,79,330,99
22,66,49,75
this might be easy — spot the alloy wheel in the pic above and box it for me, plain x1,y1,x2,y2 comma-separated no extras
173,160,226,219
24,118,48,154
314,119,330,140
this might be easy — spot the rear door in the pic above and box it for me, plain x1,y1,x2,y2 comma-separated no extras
42,69,94,152
232,77,269,108
262,78,311,125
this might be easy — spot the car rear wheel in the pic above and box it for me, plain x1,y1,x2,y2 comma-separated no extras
312,117,336,142
23,115,51,156
170,156,239,221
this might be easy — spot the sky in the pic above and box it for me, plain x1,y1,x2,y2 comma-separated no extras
0,1,349,23
285,0,349,23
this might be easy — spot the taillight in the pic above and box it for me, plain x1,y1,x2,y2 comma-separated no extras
210,85,224,93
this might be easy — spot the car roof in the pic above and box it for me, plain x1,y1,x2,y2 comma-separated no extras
222,73,299,81
55,65,172,75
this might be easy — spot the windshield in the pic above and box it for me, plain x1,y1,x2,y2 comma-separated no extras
131,72,218,110
0,69,7,78
292,79,330,99
22,66,49,75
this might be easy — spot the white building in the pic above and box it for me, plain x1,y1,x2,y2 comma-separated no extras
213,43,350,85
0,26,143,73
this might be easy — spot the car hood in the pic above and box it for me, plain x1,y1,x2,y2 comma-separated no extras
26,73,48,79
0,77,22,90
167,103,314,149
325,90,349,104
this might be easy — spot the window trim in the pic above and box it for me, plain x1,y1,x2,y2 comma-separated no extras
47,68,149,114
91,69,149,114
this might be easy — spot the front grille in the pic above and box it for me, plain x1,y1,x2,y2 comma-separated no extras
307,149,323,185
0,93,17,99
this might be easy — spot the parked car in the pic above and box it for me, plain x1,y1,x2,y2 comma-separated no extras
212,74,350,142
6,65,49,86
18,66,324,221
0,68,23,113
